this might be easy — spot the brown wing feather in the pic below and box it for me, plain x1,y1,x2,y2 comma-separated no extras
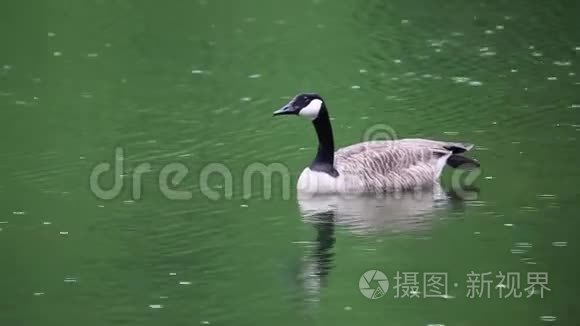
334,140,456,191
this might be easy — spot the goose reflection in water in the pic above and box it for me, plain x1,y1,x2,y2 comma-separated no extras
296,185,456,303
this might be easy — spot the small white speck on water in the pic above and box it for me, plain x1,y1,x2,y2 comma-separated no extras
484,29,494,34
59,231,69,235
427,323,446,326
201,321,211,325
504,223,514,227
43,221,52,225
468,81,483,86
359,69,367,74
53,51,62,57
569,72,576,76
531,51,543,57
504,15,512,20
105,43,112,47
474,231,481,235
169,272,177,276
240,97,252,102
552,241,567,247
160,296,169,299
47,32,56,37
248,74,261,79
537,194,556,199
240,204,248,208
64,277,78,283
553,60,571,66
575,46,580,51
191,69,204,74
485,176,495,180
350,85,361,89
496,25,504,30
540,315,557,322
547,76,557,81
529,45,535,50
344,306,352,311
33,292,45,296
401,19,409,24
179,281,192,285
570,104,580,109
510,68,518,73
451,76,470,83
13,211,26,215
2,64,12,70
149,304,163,309
97,205,105,208
443,131,459,135
87,53,99,58
393,59,402,64
480,51,496,57
360,116,369,120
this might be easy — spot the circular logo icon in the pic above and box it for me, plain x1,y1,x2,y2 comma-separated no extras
359,270,389,299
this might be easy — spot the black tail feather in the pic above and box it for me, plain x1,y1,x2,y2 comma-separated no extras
446,154,480,170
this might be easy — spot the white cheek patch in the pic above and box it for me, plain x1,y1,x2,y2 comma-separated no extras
298,99,322,120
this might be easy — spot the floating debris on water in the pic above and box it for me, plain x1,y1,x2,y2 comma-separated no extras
531,51,543,57
484,29,495,35
59,231,69,235
344,306,353,311
191,69,205,74
240,97,252,102
451,76,470,84
359,69,367,74
468,81,483,86
248,74,261,79
13,211,26,215
539,316,557,322
201,321,211,325
537,194,556,199
553,60,571,66
43,221,52,225
552,241,567,247
504,223,514,227
350,85,361,89
64,277,78,283
33,292,45,296
149,304,163,309
240,204,248,208
169,272,177,276
510,68,518,73
179,281,192,285
484,176,494,180
53,51,62,57
547,76,558,81
496,25,504,30
393,59,402,64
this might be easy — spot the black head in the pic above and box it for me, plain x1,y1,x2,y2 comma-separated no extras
273,93,324,119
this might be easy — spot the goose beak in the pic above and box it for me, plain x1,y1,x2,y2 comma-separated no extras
273,104,295,116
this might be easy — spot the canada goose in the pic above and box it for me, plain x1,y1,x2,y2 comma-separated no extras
273,93,480,194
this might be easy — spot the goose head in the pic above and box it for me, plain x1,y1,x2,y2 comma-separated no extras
273,93,325,120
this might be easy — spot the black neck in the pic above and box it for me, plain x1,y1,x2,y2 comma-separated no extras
310,105,339,177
